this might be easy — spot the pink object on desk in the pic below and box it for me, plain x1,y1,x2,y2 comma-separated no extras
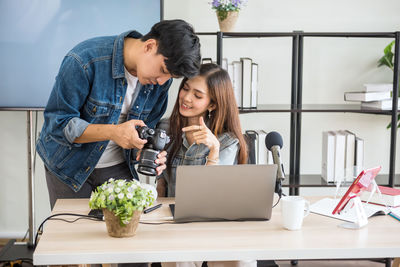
332,166,382,215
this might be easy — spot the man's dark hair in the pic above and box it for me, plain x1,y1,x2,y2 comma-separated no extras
141,19,201,78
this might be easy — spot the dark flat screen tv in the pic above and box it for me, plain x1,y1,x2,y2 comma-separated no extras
0,0,162,109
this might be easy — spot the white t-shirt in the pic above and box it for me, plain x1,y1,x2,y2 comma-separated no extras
95,68,139,168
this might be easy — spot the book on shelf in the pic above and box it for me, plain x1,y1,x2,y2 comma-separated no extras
363,83,393,92
244,130,257,164
360,185,400,207
339,130,355,181
245,130,273,164
344,91,391,102
322,131,335,183
228,57,259,109
201,58,213,64
354,137,364,177
232,61,243,108
221,58,228,71
251,63,258,109
361,99,400,110
241,57,252,109
227,63,234,84
333,131,346,182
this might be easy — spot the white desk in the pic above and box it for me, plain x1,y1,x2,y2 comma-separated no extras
33,197,400,265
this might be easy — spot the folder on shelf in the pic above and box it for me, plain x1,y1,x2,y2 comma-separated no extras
221,58,228,70
339,130,355,181
333,131,346,183
201,58,213,64
251,63,258,109
244,130,273,164
241,57,252,109
322,131,335,183
354,137,364,177
232,61,242,108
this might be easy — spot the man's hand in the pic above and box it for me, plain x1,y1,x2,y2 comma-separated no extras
112,120,147,149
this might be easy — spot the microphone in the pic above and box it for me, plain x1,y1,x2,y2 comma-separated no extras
265,131,285,197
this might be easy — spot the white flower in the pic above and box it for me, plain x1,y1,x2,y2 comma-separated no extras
127,193,133,199
122,219,130,225
89,192,95,201
108,194,115,201
115,187,121,193
118,193,124,199
101,184,107,190
129,184,137,191
117,180,124,187
108,178,114,182
107,187,114,193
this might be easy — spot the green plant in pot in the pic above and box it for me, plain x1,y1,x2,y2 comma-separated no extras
378,40,400,128
89,178,155,237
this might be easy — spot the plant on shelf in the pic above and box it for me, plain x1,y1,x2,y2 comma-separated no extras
89,178,155,237
210,0,247,32
378,41,400,128
378,41,395,71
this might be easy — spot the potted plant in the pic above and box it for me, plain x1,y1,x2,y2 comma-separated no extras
211,0,247,32
378,40,400,128
89,178,155,238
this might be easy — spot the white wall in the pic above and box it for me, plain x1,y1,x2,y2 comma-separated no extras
1,0,400,238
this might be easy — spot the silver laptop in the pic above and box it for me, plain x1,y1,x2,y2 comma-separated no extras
172,164,277,222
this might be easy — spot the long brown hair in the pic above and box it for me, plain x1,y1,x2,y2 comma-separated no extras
166,63,248,171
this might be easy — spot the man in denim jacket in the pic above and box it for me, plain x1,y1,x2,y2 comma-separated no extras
37,19,201,210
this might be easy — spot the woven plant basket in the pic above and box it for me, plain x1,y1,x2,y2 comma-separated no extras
103,209,141,238
217,11,239,32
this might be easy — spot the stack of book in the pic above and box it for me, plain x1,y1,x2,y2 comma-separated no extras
344,83,398,110
202,57,259,109
322,130,364,183
360,185,400,207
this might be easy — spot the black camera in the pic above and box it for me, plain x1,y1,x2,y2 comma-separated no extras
136,126,170,176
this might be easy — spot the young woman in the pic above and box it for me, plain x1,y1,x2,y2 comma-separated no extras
157,63,248,197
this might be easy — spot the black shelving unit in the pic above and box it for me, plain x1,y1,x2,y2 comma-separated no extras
198,31,400,195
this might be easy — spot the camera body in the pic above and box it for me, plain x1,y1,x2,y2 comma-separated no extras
136,126,170,176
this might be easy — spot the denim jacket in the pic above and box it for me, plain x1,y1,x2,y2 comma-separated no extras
36,30,172,192
157,120,239,197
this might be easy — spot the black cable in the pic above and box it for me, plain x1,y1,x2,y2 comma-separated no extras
21,228,29,242
272,195,281,208
34,213,102,249
49,217,102,223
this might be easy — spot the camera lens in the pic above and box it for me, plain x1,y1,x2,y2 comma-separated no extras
137,149,159,176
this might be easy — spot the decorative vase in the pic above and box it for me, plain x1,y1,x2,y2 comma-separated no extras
217,11,239,32
103,209,141,238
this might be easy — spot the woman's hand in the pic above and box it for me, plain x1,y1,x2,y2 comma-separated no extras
136,150,167,176
182,116,220,155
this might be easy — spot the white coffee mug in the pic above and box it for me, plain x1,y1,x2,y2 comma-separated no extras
281,196,310,230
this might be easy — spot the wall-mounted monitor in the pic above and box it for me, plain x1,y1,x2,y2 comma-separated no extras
0,0,162,109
